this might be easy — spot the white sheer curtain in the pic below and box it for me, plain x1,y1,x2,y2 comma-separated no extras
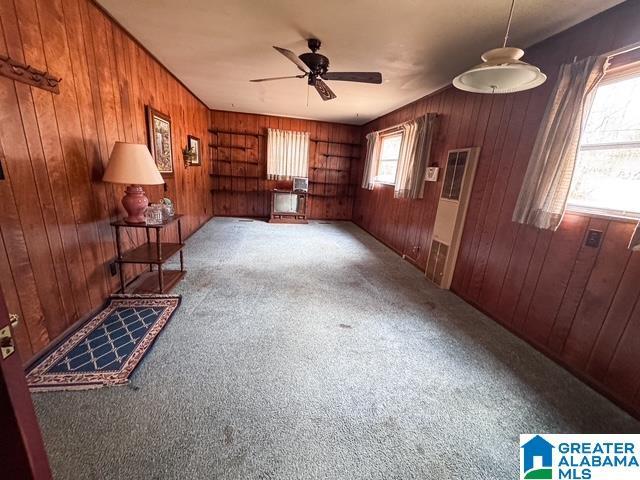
630,222,640,251
512,55,608,230
360,132,380,190
267,128,310,180
394,113,438,199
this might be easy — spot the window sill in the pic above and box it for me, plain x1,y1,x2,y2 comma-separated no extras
566,205,640,224
374,181,395,187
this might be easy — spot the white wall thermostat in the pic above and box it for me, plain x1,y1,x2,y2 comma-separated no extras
425,167,440,182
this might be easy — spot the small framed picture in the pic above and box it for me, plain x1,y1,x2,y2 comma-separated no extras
146,106,174,176
187,135,201,166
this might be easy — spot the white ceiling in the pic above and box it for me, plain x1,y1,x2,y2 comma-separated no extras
98,0,622,125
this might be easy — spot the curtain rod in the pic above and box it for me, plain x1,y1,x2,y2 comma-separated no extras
606,41,640,59
377,125,403,135
373,113,436,136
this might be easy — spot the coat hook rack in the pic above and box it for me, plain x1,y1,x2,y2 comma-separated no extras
0,54,62,94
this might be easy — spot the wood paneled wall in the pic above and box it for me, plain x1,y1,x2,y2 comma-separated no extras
353,0,640,417
0,0,212,360
210,110,361,220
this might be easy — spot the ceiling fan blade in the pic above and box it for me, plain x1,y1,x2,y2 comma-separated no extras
273,46,309,73
250,74,306,82
321,72,383,84
314,78,337,101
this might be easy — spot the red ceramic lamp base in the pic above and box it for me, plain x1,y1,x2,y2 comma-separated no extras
121,185,149,224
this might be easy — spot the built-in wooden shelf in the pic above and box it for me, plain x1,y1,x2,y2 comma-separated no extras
318,153,358,159
209,129,263,138
209,143,253,151
308,193,354,198
311,167,350,173
309,181,355,186
212,158,259,165
311,139,360,147
208,129,359,148
232,159,259,165
210,173,260,179
210,188,353,200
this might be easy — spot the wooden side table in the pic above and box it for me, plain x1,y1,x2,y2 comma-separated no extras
111,214,186,294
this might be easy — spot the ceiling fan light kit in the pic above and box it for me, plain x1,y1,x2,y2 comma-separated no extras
250,38,382,101
453,0,546,94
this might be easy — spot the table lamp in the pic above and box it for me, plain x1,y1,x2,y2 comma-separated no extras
103,142,165,224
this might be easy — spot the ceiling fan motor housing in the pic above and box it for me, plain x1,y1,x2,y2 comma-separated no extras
299,52,330,76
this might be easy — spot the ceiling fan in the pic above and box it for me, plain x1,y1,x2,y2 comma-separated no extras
250,38,383,101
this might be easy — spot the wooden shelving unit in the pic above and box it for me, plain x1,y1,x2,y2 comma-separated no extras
307,137,357,217
209,129,261,177
111,215,185,294
208,123,359,221
118,242,184,264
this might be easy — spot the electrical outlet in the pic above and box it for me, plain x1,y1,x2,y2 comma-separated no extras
109,262,118,276
585,229,603,248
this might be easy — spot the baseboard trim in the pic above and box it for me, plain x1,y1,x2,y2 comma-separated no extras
352,218,639,420
452,288,640,420
351,220,425,273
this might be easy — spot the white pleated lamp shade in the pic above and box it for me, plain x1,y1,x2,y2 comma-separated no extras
103,142,164,185
453,47,546,94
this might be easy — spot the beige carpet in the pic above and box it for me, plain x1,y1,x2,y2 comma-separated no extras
33,218,638,479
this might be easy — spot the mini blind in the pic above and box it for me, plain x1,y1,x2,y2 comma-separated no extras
267,128,310,180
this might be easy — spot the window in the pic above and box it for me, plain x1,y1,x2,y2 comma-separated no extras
568,68,640,218
375,133,403,184
266,128,309,180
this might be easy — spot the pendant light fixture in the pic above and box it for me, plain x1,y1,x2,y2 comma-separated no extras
453,0,546,94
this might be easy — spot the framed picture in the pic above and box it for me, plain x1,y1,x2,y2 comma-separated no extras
146,106,173,176
187,135,201,166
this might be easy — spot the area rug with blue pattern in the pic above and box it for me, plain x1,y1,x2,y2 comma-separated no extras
26,295,181,392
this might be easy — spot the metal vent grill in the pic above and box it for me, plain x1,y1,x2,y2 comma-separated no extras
426,240,449,286
441,150,468,200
